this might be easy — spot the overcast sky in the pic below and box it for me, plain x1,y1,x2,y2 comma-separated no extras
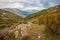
0,0,60,11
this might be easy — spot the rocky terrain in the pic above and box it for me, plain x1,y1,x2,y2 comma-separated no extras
0,5,60,40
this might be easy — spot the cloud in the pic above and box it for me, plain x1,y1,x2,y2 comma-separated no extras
0,0,45,11
0,2,24,8
0,0,22,2
49,2,57,7
0,0,60,11
40,0,60,8
21,6,44,10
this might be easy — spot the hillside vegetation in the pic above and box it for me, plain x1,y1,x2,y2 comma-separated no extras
0,9,23,29
0,5,60,40
26,5,60,19
26,5,60,40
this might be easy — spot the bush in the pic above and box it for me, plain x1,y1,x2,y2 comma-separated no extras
21,36,31,40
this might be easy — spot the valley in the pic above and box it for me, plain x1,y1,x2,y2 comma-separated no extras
0,5,60,40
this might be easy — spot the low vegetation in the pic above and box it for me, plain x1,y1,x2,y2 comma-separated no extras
0,5,60,40
0,9,24,29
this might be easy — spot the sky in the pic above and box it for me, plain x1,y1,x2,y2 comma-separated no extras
0,0,60,11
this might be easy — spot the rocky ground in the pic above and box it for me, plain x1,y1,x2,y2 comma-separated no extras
0,22,58,40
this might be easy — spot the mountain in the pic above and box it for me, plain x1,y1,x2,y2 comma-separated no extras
25,5,60,40
26,5,60,19
0,9,24,29
0,5,60,40
4,8,26,17
26,5,60,32
4,8,38,17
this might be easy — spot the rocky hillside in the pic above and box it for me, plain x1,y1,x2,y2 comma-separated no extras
25,5,60,40
26,5,60,19
0,5,60,40
0,9,24,29
26,5,60,33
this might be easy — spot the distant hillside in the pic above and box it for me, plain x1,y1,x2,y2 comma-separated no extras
26,5,60,19
4,8,38,17
25,5,60,40
26,5,60,36
0,9,23,29
4,8,26,17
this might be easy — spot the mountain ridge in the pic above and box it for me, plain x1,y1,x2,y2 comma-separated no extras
3,8,38,17
26,5,60,19
0,5,60,29
0,9,24,29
